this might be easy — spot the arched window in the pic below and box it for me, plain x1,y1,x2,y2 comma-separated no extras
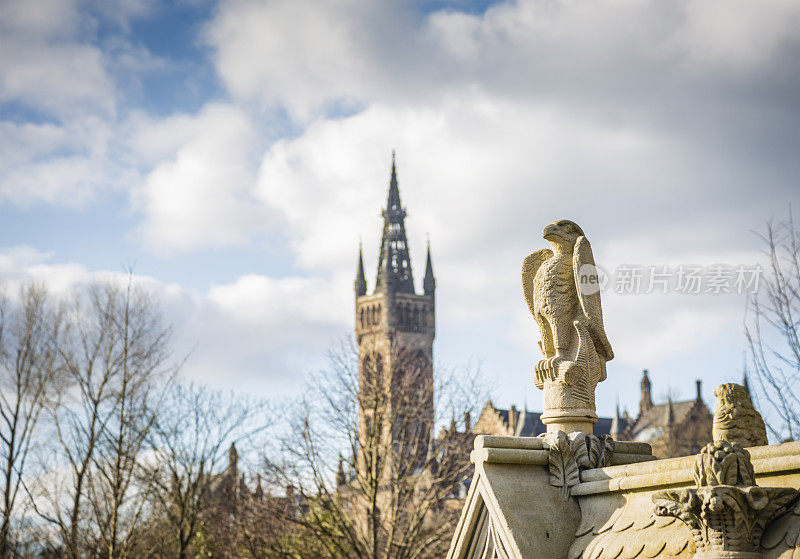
360,308,365,328
409,350,430,394
412,306,420,327
362,355,373,386
376,305,382,325
362,352,385,394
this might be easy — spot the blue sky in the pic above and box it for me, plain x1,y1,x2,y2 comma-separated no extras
2,0,800,423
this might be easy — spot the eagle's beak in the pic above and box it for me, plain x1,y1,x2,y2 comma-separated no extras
543,223,559,241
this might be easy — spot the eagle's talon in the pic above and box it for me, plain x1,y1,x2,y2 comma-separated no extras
545,356,563,371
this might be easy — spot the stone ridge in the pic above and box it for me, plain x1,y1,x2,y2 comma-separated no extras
574,441,800,496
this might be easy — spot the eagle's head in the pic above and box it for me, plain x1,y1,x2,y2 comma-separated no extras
543,219,585,247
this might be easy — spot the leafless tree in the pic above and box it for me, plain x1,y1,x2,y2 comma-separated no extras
746,212,800,441
193,472,289,558
135,382,270,559
0,284,64,556
266,337,485,559
32,277,176,558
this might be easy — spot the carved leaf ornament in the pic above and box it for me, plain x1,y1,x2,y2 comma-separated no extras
653,440,799,555
543,431,615,499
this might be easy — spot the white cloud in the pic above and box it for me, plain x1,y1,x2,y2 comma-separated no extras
131,103,273,253
0,0,119,207
0,116,121,206
193,273,350,390
0,0,83,36
254,92,764,281
0,245,52,276
206,0,394,120
0,246,348,398
667,0,800,70
208,274,346,325
0,0,115,117
0,0,168,207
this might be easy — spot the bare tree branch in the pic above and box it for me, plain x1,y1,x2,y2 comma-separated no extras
746,210,800,441
0,283,63,557
265,337,486,559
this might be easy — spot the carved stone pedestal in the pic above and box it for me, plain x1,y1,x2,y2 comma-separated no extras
536,359,599,435
540,406,597,435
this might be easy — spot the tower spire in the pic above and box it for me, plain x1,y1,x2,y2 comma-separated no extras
423,240,436,295
336,454,346,487
375,152,415,294
388,150,400,211
610,395,624,437
355,242,367,297
666,396,675,425
640,369,653,414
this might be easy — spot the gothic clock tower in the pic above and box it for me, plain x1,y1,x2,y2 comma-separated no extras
354,153,436,467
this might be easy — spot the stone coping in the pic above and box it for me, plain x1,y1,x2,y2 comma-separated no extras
576,441,800,495
474,435,653,454
469,436,800,496
470,435,654,467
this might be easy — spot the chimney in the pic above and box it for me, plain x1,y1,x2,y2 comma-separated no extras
464,411,471,431
509,405,518,432
610,399,623,437
696,380,702,402
336,454,346,487
640,370,653,414
666,397,675,425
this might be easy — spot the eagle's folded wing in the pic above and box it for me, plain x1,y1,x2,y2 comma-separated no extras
521,249,553,318
573,236,614,362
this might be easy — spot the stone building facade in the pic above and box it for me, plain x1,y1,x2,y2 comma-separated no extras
467,369,718,459
472,401,613,438
609,369,714,458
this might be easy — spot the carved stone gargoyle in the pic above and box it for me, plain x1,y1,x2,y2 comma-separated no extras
652,439,799,558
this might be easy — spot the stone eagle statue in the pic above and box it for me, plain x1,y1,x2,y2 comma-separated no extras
712,383,768,447
521,220,613,399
